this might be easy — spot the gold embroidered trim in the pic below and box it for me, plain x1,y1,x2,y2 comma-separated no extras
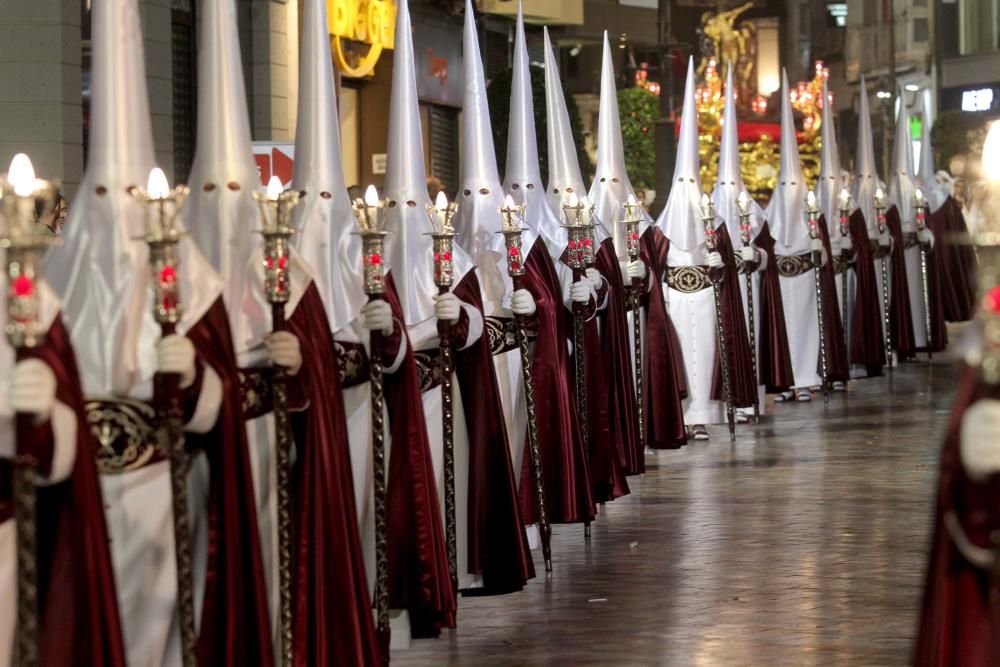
666,265,712,293
85,397,165,475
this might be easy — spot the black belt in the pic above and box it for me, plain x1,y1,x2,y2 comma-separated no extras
666,265,712,293
485,316,519,356
334,340,371,389
903,231,920,249
775,253,816,278
86,397,167,474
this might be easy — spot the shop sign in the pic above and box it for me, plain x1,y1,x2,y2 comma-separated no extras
252,143,295,187
327,0,396,78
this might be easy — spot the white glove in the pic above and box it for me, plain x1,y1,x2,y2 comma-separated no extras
361,300,394,336
8,359,56,419
960,399,1000,481
706,252,724,269
918,227,935,249
811,238,824,253
157,334,197,389
840,235,854,252
433,292,461,324
878,231,891,248
511,288,536,316
570,280,591,304
626,260,646,280
265,331,302,376
739,246,757,263
585,267,603,291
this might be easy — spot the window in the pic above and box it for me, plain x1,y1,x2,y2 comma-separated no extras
960,0,1000,54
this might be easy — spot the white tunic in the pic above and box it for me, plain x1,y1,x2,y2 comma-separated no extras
903,244,930,349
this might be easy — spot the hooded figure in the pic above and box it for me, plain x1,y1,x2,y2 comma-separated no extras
590,33,688,449
500,4,596,525
890,99,945,357
653,58,754,437
43,0,273,663
0,268,125,663
764,70,847,399
712,63,794,408
543,27,633,495
918,107,978,323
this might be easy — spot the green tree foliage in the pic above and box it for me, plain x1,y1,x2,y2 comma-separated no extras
617,87,658,190
486,64,593,185
931,110,991,171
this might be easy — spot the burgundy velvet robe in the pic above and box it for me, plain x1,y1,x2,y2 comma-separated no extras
8,317,127,666
639,226,688,448
451,273,534,595
929,197,977,323
285,284,381,665
518,238,595,524
885,206,917,359
915,365,1000,666
847,210,886,376
816,216,851,382
595,239,643,477
753,223,796,393
381,274,456,638
184,298,274,666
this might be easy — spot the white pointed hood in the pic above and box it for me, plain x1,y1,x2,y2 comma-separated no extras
455,0,526,314
589,31,653,259
817,77,854,231
917,107,948,213
542,28,607,241
290,0,365,332
385,0,474,324
888,96,919,230
852,76,882,236
503,3,566,255
765,70,811,251
43,0,221,396
654,57,708,251
712,63,766,248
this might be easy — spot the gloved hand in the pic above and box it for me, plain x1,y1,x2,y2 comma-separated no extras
739,246,757,263
9,359,56,419
570,280,591,304
706,252,724,269
841,235,854,252
433,292,461,324
960,399,1000,481
878,231,891,248
157,334,197,389
585,267,603,291
511,288,536,316
361,300,394,336
811,237,824,254
918,227,935,249
626,260,646,281
265,331,302,376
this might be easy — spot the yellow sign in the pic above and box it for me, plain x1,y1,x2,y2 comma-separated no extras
327,0,396,78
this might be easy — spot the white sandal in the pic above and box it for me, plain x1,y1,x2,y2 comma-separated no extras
796,388,812,402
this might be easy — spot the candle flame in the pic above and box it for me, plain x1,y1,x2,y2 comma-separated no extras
700,193,711,214
737,191,748,206
503,194,516,209
626,194,637,206
874,186,885,201
806,190,817,209
8,153,36,197
364,184,379,207
566,193,579,208
435,190,448,211
839,188,850,207
914,187,924,203
147,167,169,199
266,175,283,200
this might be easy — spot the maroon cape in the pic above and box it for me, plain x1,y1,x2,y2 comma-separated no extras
184,299,274,666
920,235,950,355
285,284,381,665
381,274,456,638
929,197,977,323
915,364,1000,666
639,226,689,448
561,246,629,504
595,239,643,477
7,317,127,666
816,217,850,382
847,210,886,376
451,272,534,595
885,206,917,359
752,223,796,393
518,238,595,524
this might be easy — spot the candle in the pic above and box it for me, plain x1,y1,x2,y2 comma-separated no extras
874,187,886,209
147,167,170,199
806,190,818,215
914,187,925,206
434,190,451,231
838,188,850,211
700,193,712,220
737,191,749,216
8,153,36,198
266,175,282,200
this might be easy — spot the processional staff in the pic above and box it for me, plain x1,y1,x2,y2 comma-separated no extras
132,167,197,667
350,186,392,656
838,189,852,355
425,191,459,589
700,194,735,442
622,196,645,449
253,176,303,667
736,192,760,423
1,154,57,667
874,187,893,370
498,196,552,573
805,191,830,404
914,188,933,362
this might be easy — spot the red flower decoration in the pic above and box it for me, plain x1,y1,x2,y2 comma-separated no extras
583,238,592,247
509,247,520,257
278,255,288,269
987,285,1000,314
12,274,34,298
631,232,639,241
510,261,521,272
443,251,452,261
369,253,381,265
266,256,275,269
159,265,176,284
568,240,577,250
